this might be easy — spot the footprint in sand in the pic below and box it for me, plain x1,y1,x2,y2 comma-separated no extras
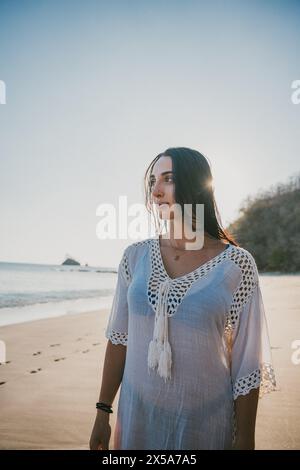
54,357,66,362
50,344,60,347
92,343,100,346
0,381,6,385
30,368,42,374
76,338,83,342
33,351,42,356
82,349,90,354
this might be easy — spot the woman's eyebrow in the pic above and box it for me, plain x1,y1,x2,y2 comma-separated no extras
150,171,173,179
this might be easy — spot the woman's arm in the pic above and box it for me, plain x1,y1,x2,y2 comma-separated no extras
233,388,259,450
89,340,127,449
97,339,127,410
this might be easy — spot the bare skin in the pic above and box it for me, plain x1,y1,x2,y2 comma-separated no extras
89,341,126,450
158,233,228,279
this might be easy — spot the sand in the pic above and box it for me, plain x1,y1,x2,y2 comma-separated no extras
0,275,299,450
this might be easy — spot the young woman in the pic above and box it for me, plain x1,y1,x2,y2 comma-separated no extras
89,147,276,450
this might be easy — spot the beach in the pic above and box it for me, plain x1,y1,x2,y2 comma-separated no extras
0,275,299,450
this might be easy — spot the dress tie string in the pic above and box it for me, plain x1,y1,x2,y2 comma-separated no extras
147,278,172,381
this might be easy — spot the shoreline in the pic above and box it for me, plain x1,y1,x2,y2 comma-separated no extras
0,296,114,328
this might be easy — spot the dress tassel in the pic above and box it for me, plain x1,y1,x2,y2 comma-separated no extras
147,279,172,380
155,314,165,343
157,341,172,381
148,339,160,369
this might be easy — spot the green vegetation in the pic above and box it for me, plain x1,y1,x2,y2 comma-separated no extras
227,174,300,273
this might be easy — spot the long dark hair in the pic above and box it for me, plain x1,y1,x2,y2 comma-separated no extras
144,147,238,246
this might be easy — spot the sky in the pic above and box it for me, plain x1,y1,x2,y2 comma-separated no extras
0,0,299,268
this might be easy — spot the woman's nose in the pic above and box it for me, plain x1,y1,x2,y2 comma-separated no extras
152,182,164,197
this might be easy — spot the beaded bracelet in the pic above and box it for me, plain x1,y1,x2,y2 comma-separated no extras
96,402,113,413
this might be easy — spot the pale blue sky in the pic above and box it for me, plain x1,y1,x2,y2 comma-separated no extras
0,0,299,267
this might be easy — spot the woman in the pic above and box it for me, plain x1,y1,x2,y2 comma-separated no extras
89,147,276,450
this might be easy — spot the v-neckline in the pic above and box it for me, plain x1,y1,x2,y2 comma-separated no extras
154,235,231,282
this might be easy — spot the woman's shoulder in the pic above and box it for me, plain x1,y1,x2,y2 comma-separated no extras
227,243,260,282
229,244,258,264
120,237,154,275
123,236,154,256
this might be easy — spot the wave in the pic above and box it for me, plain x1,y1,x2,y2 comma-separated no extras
0,288,115,309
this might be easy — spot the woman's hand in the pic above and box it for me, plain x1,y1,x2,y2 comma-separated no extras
89,412,112,450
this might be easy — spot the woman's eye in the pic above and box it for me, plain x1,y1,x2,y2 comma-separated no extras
150,176,174,187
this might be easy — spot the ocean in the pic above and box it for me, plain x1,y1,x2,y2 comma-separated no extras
0,261,118,327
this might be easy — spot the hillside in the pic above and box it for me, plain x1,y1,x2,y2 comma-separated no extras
227,174,300,273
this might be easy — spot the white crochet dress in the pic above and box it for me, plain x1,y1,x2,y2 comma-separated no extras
105,235,276,450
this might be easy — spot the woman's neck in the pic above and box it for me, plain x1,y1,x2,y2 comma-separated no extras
160,220,223,251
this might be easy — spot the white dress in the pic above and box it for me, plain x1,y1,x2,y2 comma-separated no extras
105,235,276,450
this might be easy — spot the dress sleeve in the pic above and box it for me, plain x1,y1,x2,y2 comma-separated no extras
226,251,277,400
105,247,131,346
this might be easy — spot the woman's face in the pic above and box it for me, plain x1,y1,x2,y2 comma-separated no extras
150,156,176,219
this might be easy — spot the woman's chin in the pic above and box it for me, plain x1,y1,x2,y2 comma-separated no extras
156,204,175,221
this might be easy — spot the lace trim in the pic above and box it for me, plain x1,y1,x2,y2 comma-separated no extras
106,329,128,346
225,249,259,332
148,238,233,317
233,363,276,400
